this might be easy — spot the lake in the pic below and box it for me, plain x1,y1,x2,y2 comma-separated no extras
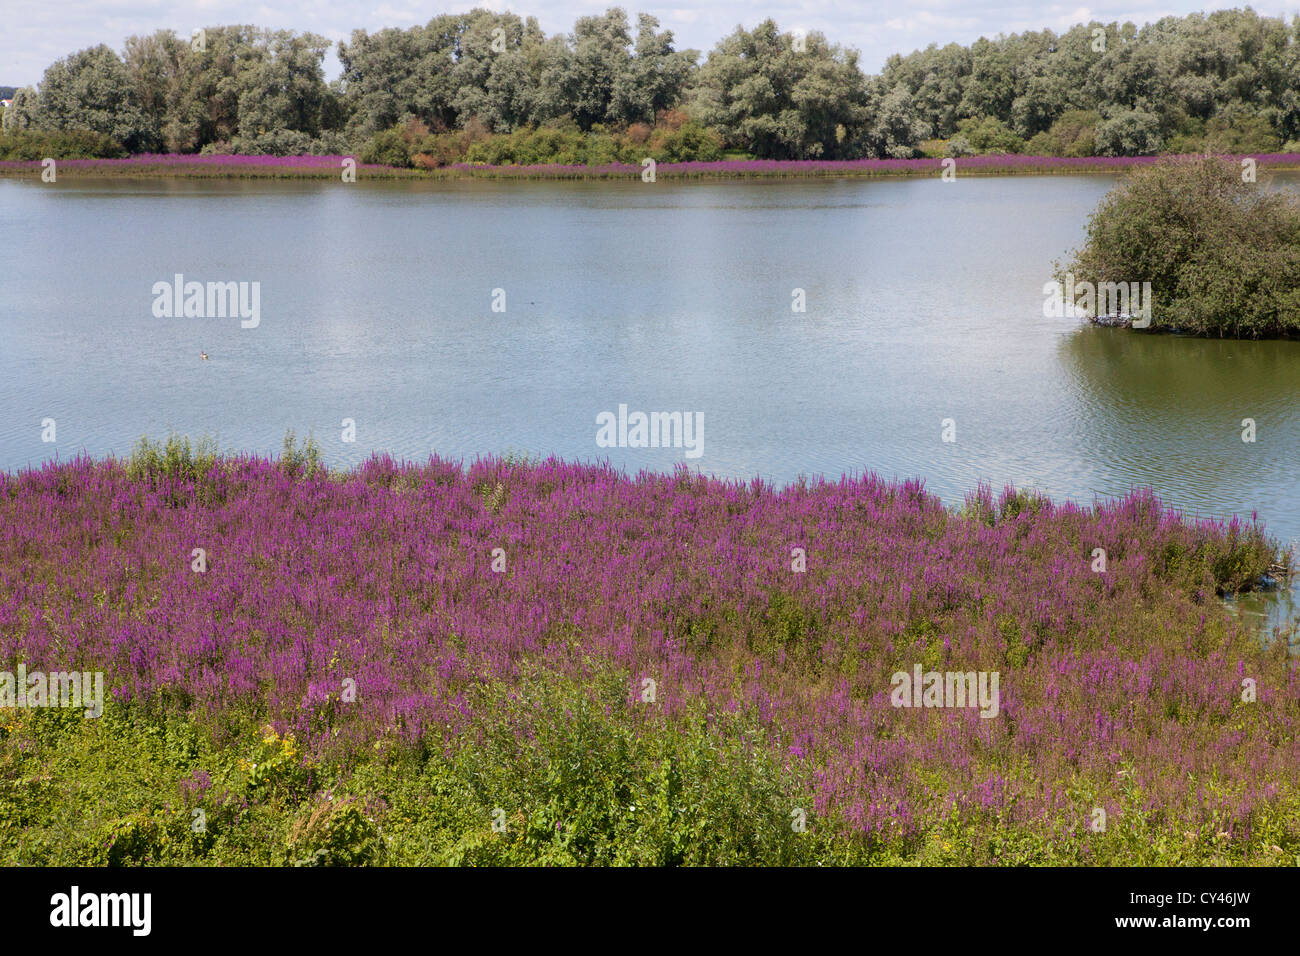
2,173,1296,627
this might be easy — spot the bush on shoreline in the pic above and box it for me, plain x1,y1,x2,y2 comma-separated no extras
0,128,126,160
357,111,725,169
1061,155,1300,337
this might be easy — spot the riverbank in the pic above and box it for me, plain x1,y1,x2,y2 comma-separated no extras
4,151,1300,180
1089,314,1300,341
0,448,1295,865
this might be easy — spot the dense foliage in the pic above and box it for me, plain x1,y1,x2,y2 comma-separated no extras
0,129,127,160
7,6,1300,162
358,110,723,168
1062,155,1300,337
0,449,1294,864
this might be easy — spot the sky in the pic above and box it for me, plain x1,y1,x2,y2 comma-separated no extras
3,1,1299,88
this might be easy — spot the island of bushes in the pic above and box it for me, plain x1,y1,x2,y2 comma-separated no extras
0,438,1293,865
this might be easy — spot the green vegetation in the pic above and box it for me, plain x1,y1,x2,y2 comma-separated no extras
359,111,724,168
123,430,325,486
1026,110,1102,157
9,7,1300,163
4,666,1296,866
0,128,127,160
0,448,1293,866
947,117,1027,156
123,434,221,483
0,671,834,866
1062,155,1300,337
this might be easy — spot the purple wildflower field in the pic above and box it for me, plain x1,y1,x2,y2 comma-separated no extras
1,451,1294,860
0,153,409,178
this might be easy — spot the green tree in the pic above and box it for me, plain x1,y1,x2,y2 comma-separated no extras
613,14,696,126
236,31,333,141
1,86,38,132
338,17,463,137
34,44,155,151
880,43,970,138
1094,108,1162,155
863,80,930,158
123,30,191,151
539,8,642,130
691,20,871,159
448,11,549,132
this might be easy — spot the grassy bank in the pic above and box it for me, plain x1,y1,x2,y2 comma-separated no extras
0,442,1295,865
5,152,1300,181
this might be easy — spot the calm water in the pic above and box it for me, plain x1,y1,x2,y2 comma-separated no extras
1,173,1296,628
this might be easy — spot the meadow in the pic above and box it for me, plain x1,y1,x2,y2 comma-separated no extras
0,437,1295,865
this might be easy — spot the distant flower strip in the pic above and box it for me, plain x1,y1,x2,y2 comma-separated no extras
0,154,408,177
5,152,1300,179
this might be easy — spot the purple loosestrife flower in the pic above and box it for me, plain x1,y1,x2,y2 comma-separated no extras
0,452,1291,838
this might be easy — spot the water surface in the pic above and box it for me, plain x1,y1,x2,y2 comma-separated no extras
2,173,1295,628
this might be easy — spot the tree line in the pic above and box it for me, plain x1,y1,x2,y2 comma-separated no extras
3,6,1300,163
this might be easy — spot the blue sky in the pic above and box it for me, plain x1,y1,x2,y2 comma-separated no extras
3,1,1298,87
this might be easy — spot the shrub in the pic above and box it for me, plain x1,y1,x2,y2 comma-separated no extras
448,116,727,167
309,131,356,155
944,135,975,157
279,430,323,479
358,126,413,168
1026,110,1100,157
1165,114,1283,154
916,138,948,158
238,129,314,156
1060,155,1300,336
465,123,591,165
646,121,725,162
125,433,220,483
286,794,383,866
1095,110,1162,156
0,128,126,160
625,122,651,145
954,117,1025,154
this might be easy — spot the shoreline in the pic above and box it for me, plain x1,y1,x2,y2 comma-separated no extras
1087,316,1300,341
5,152,1300,181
